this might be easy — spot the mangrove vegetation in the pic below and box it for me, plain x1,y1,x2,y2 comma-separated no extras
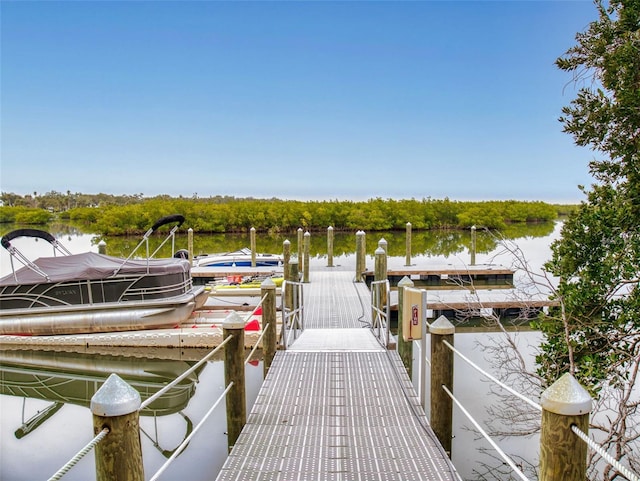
0,193,560,235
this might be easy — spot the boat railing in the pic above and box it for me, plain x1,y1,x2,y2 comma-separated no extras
1,228,72,282
116,275,194,302
113,214,185,277
281,279,304,349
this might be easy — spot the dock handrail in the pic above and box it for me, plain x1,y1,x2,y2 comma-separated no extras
370,279,391,348
148,382,234,481
282,279,304,349
46,427,110,481
413,311,640,481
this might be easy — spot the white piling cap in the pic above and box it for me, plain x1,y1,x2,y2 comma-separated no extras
261,277,276,289
223,311,246,329
375,247,385,255
429,315,455,335
541,373,592,415
91,374,141,417
397,276,414,287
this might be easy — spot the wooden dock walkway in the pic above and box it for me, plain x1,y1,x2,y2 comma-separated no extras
216,268,459,481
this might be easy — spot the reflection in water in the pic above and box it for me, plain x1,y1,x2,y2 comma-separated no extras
0,348,201,457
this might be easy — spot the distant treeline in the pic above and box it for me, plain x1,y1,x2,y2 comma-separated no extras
0,192,566,235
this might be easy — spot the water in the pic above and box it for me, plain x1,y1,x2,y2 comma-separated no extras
0,223,561,480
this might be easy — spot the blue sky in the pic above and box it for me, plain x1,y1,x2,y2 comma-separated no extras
1,1,597,203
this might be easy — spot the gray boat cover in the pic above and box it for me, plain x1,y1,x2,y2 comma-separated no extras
0,252,191,286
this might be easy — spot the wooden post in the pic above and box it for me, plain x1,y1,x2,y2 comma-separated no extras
373,246,387,331
397,276,414,378
250,227,256,267
303,231,310,283
327,226,334,267
355,230,365,282
297,228,303,275
405,222,412,266
283,240,291,280
470,225,476,266
261,278,277,377
539,373,591,481
98,240,107,255
188,228,194,266
430,315,454,457
378,238,387,278
223,312,246,452
91,374,144,481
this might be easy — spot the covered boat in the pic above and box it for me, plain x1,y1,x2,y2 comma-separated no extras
0,215,208,336
195,247,282,267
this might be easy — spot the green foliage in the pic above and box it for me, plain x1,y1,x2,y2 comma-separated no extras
61,197,557,235
539,0,640,395
0,206,52,224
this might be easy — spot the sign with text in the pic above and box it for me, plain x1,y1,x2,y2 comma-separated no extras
402,287,426,341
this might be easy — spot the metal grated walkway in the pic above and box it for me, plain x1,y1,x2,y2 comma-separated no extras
215,268,458,481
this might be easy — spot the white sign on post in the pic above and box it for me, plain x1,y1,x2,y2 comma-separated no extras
402,287,426,341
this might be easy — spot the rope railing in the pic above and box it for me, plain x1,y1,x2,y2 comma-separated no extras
149,382,234,481
442,385,531,481
571,424,640,481
140,334,233,410
245,325,268,366
46,427,110,481
441,339,542,412
439,338,639,481
242,292,270,364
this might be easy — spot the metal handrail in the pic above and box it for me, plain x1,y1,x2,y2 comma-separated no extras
370,279,391,348
282,280,304,349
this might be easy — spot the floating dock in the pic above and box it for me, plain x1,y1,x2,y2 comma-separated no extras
216,269,459,481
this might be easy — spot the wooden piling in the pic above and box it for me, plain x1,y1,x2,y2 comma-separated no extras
283,240,291,281
539,373,591,481
188,228,194,266
405,222,412,266
470,225,476,266
90,374,144,481
430,315,455,457
373,246,387,330
303,231,310,283
378,238,387,277
327,226,334,267
98,240,107,255
397,276,414,378
355,231,365,282
250,227,256,268
297,228,303,275
223,312,246,452
261,278,277,377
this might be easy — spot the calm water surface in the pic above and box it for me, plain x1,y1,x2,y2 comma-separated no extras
0,224,561,480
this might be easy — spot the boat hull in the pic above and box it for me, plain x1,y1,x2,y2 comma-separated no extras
0,286,208,336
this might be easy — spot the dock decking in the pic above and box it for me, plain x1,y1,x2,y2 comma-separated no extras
216,268,459,481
